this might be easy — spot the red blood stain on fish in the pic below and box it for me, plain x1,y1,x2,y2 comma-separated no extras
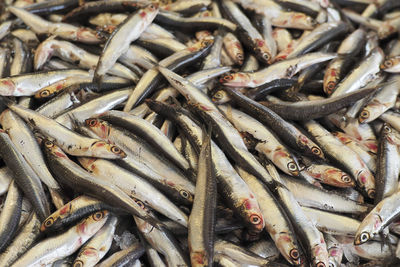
83,248,98,256
55,152,67,158
359,174,367,184
77,223,86,234
139,12,147,18
59,204,71,215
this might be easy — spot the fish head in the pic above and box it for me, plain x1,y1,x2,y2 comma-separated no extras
41,202,73,232
240,197,265,233
275,232,304,266
85,118,110,139
34,79,67,99
219,72,251,87
381,57,397,70
358,109,370,123
78,210,109,236
254,39,272,64
354,213,382,245
382,123,400,145
211,89,230,104
43,139,69,159
311,234,329,267
323,167,355,188
90,141,126,159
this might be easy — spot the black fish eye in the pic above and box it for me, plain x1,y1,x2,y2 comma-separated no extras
341,175,351,183
360,232,370,242
311,147,321,155
290,248,299,259
92,211,104,221
316,262,326,267
360,110,369,119
287,162,298,172
44,217,54,227
135,199,145,208
86,119,97,127
384,125,391,133
73,260,84,267
40,90,50,97
179,190,190,199
384,60,393,67
111,146,121,154
250,214,261,224
327,81,336,90
44,140,54,148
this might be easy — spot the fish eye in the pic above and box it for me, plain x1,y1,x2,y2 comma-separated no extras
134,199,145,208
73,260,84,267
40,90,50,97
384,60,393,68
213,91,224,100
384,125,391,133
92,211,104,221
360,232,370,243
367,189,375,199
223,75,233,81
287,162,298,172
250,214,262,225
110,146,121,154
44,217,54,227
329,263,334,267
316,262,326,267
179,189,190,199
289,249,299,260
359,110,369,120
341,175,351,183
44,140,54,148
311,146,321,155
86,119,98,127
327,81,336,91
263,53,270,61
237,54,244,60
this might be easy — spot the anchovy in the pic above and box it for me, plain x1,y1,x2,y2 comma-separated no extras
0,69,88,96
0,212,41,266
188,131,216,267
0,109,65,208
223,89,325,160
34,38,138,81
2,99,126,159
99,110,191,173
94,5,158,84
302,120,376,199
11,211,109,267
8,6,102,44
220,52,336,88
0,181,23,252
260,87,376,120
96,242,145,267
78,157,189,227
43,140,162,227
0,130,50,221
73,215,118,267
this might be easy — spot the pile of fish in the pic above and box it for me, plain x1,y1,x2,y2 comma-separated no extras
1,0,400,266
